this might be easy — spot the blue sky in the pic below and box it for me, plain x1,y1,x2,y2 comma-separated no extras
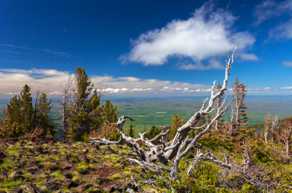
0,0,292,96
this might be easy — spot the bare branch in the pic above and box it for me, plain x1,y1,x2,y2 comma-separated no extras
187,151,269,189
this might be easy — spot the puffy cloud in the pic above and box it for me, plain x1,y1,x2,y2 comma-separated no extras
0,68,210,96
0,69,71,96
124,2,255,68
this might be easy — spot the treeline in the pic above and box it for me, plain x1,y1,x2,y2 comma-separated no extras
0,67,118,141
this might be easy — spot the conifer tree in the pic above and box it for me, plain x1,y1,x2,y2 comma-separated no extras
19,84,33,133
1,85,34,137
88,90,103,130
103,100,118,123
2,95,22,137
35,93,54,137
67,68,93,141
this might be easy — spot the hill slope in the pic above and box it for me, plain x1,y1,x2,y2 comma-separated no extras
0,138,291,193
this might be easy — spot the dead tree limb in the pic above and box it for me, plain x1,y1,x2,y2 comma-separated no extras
187,150,270,189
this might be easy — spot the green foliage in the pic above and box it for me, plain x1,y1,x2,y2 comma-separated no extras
1,96,22,137
88,90,103,130
240,183,260,193
20,84,34,133
252,146,273,163
102,100,118,123
67,68,104,141
172,161,228,193
34,93,54,136
65,68,118,141
1,85,34,137
199,135,234,152
66,68,92,141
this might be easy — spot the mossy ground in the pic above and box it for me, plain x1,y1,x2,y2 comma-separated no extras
0,135,291,193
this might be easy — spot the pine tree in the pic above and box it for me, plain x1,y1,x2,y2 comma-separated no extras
2,95,22,137
19,84,33,133
88,90,103,130
103,100,118,123
67,68,93,141
75,68,93,110
62,68,118,141
1,85,34,137
35,93,54,137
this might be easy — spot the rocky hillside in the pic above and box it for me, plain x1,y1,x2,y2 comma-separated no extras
0,137,291,193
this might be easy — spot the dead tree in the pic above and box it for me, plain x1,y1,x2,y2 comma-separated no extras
279,119,292,158
230,78,248,135
281,128,292,158
264,114,272,143
264,114,279,143
271,115,279,143
90,53,268,189
91,54,233,168
61,77,74,137
91,54,270,187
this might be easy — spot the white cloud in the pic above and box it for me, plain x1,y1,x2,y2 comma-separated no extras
0,68,210,96
0,69,71,96
283,60,292,67
124,2,255,68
